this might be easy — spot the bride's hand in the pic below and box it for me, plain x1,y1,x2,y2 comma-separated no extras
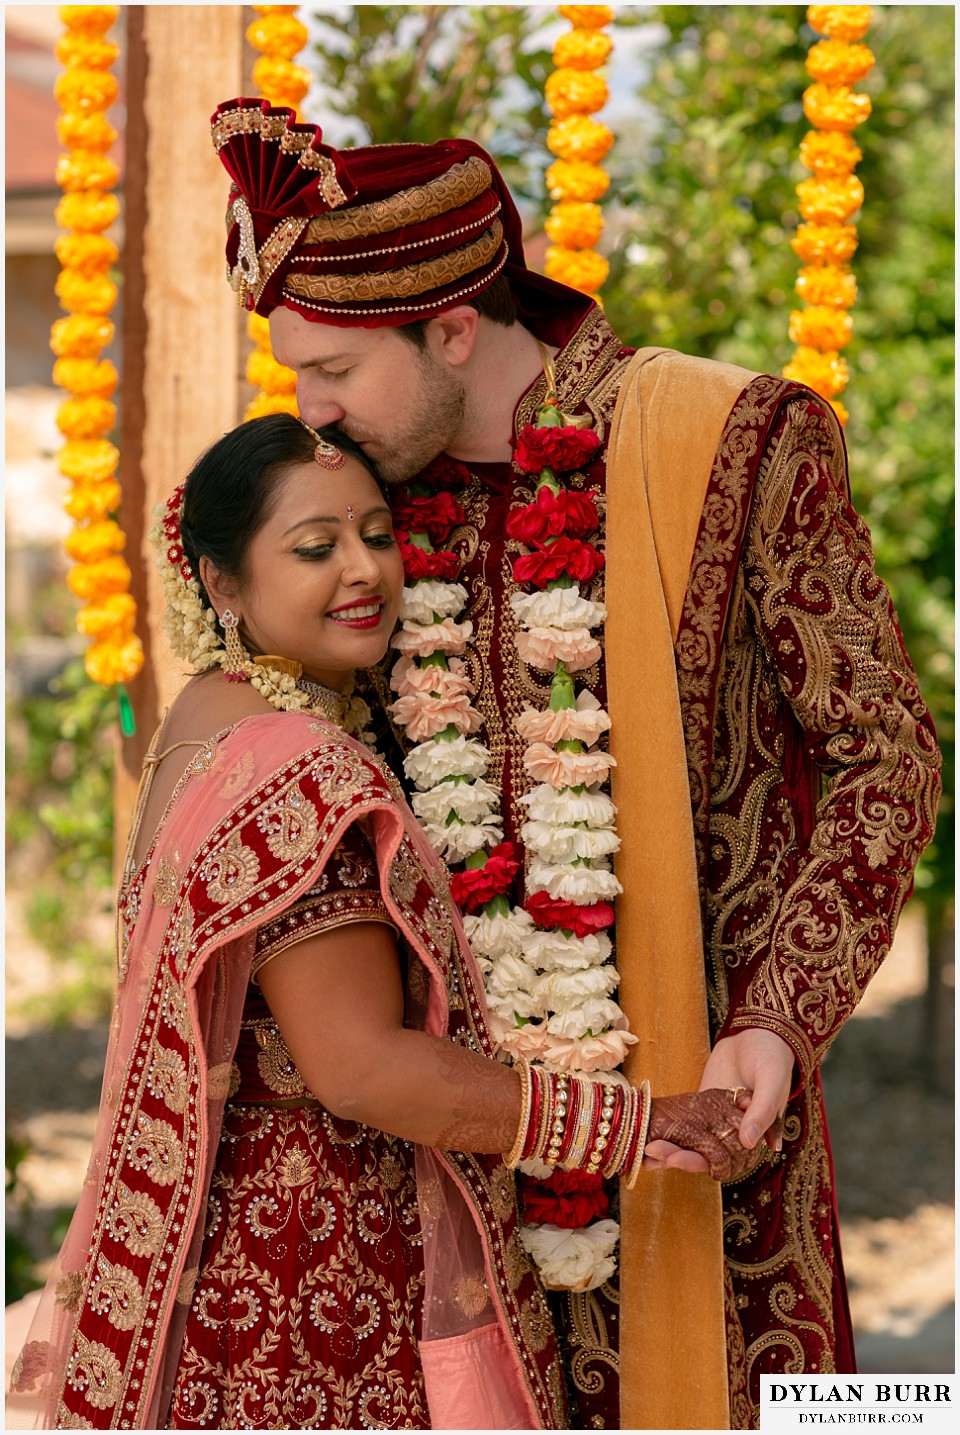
644,1087,753,1181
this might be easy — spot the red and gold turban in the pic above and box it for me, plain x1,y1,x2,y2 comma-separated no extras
211,97,585,331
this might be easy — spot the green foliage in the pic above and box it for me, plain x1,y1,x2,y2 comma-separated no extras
602,5,954,918
5,1130,42,1305
6,657,116,1023
309,4,554,200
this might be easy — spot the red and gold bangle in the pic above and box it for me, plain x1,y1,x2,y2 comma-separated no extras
543,1071,571,1165
605,1081,637,1178
564,1076,599,1169
586,1080,620,1174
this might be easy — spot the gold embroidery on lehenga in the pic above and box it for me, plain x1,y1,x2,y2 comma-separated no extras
259,782,321,862
203,833,260,906
452,1274,491,1317
107,1183,164,1257
127,1112,184,1187
65,1332,123,1411
147,1043,188,1113
88,1254,144,1331
56,1270,84,1312
388,837,422,904
218,748,255,799
153,855,179,907
251,1020,307,1097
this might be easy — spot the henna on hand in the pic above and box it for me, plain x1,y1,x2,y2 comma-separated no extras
648,1087,754,1181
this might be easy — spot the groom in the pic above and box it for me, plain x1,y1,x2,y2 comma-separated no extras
211,97,940,1429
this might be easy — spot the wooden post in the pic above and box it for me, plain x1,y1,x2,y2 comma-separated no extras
115,5,247,865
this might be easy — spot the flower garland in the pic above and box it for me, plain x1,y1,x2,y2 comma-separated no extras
388,362,635,1291
544,5,615,301
783,5,875,427
52,4,143,698
243,5,311,420
148,486,373,736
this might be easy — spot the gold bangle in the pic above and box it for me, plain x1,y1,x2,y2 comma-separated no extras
504,1058,533,1169
625,1079,652,1190
543,1071,571,1165
604,1081,636,1178
563,1075,598,1169
585,1081,617,1174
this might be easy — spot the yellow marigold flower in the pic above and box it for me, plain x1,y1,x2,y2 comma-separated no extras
252,3,298,13
50,314,115,359
807,6,872,43
67,553,132,600
55,34,120,71
546,68,609,120
545,200,605,250
803,82,872,132
85,634,144,686
782,346,849,398
806,38,875,86
54,68,119,113
55,190,120,234
246,349,298,394
57,109,116,151
791,222,859,265
54,232,118,275
558,5,614,28
246,14,309,60
55,268,118,316
56,150,121,193
57,438,118,484
546,159,610,203
64,518,126,564
547,116,614,165
788,305,853,351
553,29,613,70
544,246,610,293
799,129,862,177
797,173,864,224
795,264,858,308
829,397,849,427
245,391,300,422
76,592,138,639
247,312,273,349
53,356,119,399
252,56,311,106
57,394,116,441
59,6,119,33
64,479,122,522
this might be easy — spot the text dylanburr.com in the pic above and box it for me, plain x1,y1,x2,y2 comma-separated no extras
760,1378,957,1432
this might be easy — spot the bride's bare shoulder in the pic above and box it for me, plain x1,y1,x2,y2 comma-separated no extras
162,670,274,745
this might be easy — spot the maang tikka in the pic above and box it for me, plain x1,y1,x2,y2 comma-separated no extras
296,417,346,469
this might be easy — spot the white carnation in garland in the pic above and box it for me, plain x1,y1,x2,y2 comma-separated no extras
532,964,621,1008
399,582,469,624
419,816,504,863
486,986,549,1022
521,783,617,827
545,998,628,1038
510,585,606,632
485,952,540,997
463,907,536,960
403,735,490,787
520,1220,620,1292
521,820,620,864
411,776,501,825
527,857,623,904
523,928,613,972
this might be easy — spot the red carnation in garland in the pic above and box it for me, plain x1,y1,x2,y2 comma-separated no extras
392,491,465,545
450,842,520,912
525,891,615,936
514,424,601,475
414,453,471,490
396,533,461,582
513,536,605,589
506,487,599,545
519,1168,610,1228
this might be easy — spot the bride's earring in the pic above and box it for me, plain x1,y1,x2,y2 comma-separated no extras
219,609,249,682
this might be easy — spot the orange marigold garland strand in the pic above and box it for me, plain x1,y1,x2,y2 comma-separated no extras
544,5,615,301
52,4,143,718
243,5,311,419
783,6,875,427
